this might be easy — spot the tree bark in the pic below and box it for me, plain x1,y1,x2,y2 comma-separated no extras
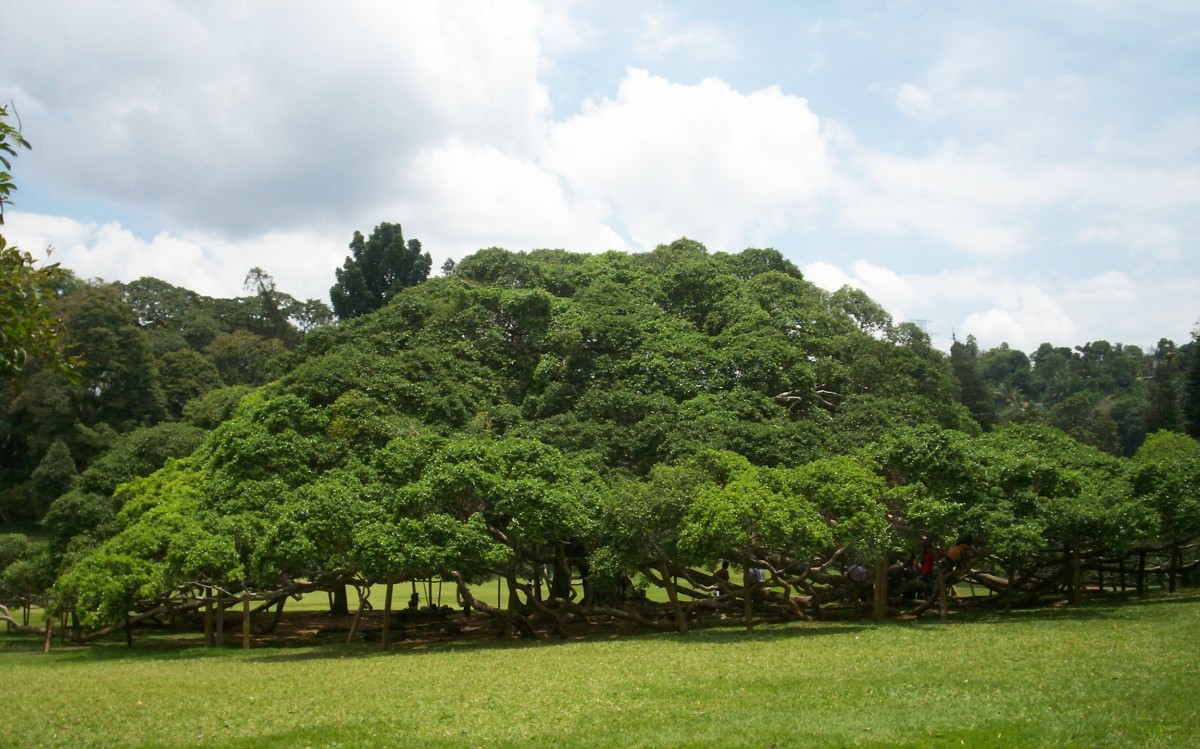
0,603,45,635
1070,545,1082,605
938,572,948,622
1169,542,1180,593
203,587,214,647
256,597,286,634
242,596,251,650
551,546,574,601
329,583,349,616
382,578,394,650
659,563,688,634
347,586,366,644
742,561,754,633
216,594,225,647
873,556,888,621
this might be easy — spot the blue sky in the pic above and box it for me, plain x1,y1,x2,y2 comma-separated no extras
2,1,1197,352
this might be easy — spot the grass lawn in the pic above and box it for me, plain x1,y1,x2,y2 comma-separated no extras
4,591,1198,748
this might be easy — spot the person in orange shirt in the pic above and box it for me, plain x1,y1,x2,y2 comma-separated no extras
942,536,973,575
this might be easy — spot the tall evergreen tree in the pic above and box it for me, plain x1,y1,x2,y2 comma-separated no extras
329,222,431,319
29,438,76,517
1145,338,1182,435
950,334,997,431
1185,329,1200,439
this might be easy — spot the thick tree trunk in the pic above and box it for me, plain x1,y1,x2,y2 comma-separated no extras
1137,550,1147,593
873,556,888,621
659,563,688,634
347,587,366,644
382,579,394,650
551,546,574,601
329,583,350,616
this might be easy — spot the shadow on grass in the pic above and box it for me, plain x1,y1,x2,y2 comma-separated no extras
961,589,1200,624
8,589,1198,664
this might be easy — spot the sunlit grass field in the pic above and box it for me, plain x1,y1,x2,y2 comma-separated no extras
5,591,1198,748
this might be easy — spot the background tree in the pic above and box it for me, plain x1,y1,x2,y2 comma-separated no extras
29,439,76,518
1,241,78,381
59,283,166,426
204,330,286,386
1,104,78,381
950,334,997,430
156,348,222,418
1145,338,1183,434
0,101,31,225
1186,327,1200,439
329,222,431,319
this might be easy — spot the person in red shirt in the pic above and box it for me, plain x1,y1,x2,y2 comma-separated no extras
918,544,937,599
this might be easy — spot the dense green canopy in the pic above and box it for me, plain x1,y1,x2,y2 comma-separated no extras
1,240,1196,638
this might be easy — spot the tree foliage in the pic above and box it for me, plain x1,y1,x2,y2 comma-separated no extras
329,222,431,319
0,241,1194,638
0,105,79,382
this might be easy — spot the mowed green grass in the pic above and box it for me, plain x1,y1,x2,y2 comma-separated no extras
4,593,1199,749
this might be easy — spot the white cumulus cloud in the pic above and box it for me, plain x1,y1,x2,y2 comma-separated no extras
544,68,832,251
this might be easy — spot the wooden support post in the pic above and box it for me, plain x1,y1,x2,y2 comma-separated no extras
242,596,251,650
1136,550,1146,593
938,572,948,623
43,617,53,654
1070,547,1083,605
204,588,214,647
216,594,225,647
873,556,888,621
1119,556,1127,592
1169,542,1180,593
382,579,394,650
742,563,754,634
